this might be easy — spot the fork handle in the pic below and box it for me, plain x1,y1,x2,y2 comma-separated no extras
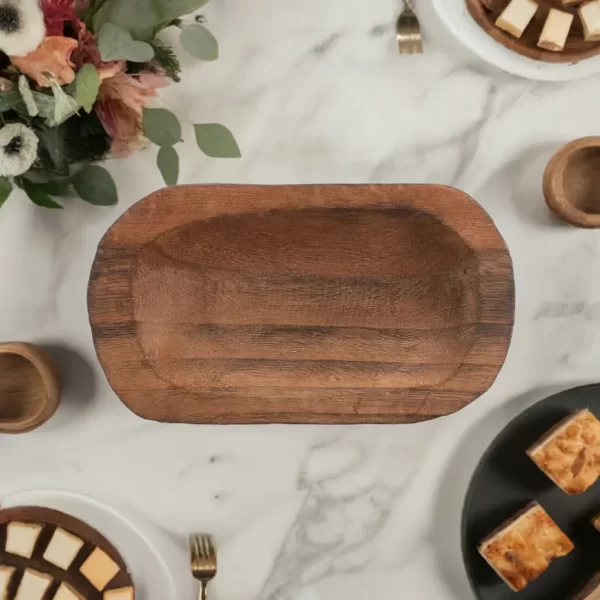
198,581,208,600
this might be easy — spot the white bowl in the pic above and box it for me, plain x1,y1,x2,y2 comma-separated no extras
433,0,600,81
0,489,194,600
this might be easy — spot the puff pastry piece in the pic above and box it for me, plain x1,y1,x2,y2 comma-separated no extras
478,502,574,591
527,408,600,494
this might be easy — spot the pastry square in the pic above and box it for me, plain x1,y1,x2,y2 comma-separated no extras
478,502,574,591
0,566,15,600
53,582,84,600
5,522,43,558
527,408,600,494
14,568,53,600
43,527,85,570
104,586,135,600
80,547,120,591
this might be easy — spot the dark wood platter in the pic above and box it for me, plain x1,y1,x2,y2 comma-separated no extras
0,506,133,598
88,184,514,424
467,0,600,63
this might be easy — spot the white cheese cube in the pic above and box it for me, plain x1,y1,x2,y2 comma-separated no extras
5,522,43,558
43,528,84,570
496,0,539,38
0,566,15,600
14,569,52,600
538,8,574,50
579,0,600,40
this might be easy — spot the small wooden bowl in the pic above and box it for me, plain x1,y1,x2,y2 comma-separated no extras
0,342,61,433
466,0,600,63
544,137,600,228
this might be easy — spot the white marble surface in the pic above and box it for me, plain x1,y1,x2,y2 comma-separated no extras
2,0,600,598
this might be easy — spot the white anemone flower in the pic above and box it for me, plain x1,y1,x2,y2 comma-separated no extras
0,123,38,177
0,0,45,57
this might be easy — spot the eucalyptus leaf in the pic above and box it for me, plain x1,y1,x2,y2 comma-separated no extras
158,0,210,23
50,82,80,127
0,177,12,207
194,123,241,158
0,90,21,113
72,165,118,206
98,23,155,62
93,0,163,40
94,0,211,39
180,25,218,60
31,92,56,121
74,65,100,113
143,108,182,147
18,76,38,117
22,179,64,209
157,145,179,186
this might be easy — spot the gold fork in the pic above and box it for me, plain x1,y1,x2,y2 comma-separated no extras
190,534,217,600
396,0,423,54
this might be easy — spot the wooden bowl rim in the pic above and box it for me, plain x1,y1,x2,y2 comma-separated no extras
0,342,61,433
466,0,600,64
543,136,600,228
88,184,515,424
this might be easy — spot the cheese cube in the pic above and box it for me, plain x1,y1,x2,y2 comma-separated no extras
43,528,84,570
538,8,574,50
579,0,600,40
80,548,120,591
53,582,84,600
104,587,135,600
0,566,15,600
496,0,539,38
14,569,52,600
6,522,43,558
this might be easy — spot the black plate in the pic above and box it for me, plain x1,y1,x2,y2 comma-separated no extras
462,384,600,600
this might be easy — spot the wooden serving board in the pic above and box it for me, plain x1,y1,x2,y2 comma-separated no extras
88,184,514,424
467,0,600,63
0,506,133,598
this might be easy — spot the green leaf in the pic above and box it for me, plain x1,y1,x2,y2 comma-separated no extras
38,179,71,197
143,108,182,147
180,25,218,60
36,110,111,176
22,179,64,209
31,92,56,121
157,0,211,26
73,64,100,113
72,165,118,206
50,82,80,127
0,177,12,207
157,145,179,185
98,23,155,62
18,76,38,117
94,0,211,39
0,90,21,112
194,123,241,158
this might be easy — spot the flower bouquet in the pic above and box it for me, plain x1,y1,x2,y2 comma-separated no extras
0,0,239,209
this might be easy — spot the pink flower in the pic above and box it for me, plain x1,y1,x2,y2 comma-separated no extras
96,71,169,156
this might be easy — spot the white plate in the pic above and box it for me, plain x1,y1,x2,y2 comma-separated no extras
433,0,600,80
0,489,194,600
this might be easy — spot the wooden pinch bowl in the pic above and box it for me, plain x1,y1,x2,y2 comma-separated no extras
89,184,515,424
0,342,61,433
466,0,600,63
544,137,600,228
